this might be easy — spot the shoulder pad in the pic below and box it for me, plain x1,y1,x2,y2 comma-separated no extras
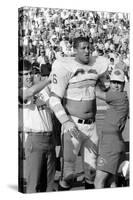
52,57,77,73
90,56,109,75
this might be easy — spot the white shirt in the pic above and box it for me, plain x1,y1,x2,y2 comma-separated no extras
37,56,46,65
19,86,53,132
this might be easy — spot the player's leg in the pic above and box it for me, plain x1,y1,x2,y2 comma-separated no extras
80,123,99,189
80,138,97,189
59,131,81,190
94,169,109,188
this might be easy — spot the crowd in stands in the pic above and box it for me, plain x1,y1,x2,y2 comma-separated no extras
18,7,130,81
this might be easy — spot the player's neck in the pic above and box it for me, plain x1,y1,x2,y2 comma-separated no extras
75,57,90,65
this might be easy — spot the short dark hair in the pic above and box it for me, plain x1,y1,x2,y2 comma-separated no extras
19,59,32,72
32,67,40,75
73,37,89,49
32,62,40,68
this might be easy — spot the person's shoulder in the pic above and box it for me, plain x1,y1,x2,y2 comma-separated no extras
107,90,128,100
19,87,32,105
90,56,109,75
52,57,76,72
95,56,109,65
106,89,118,103
53,56,75,64
122,91,129,100
89,56,109,65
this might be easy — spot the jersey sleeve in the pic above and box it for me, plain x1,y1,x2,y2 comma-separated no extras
50,59,71,98
48,59,73,124
39,86,50,103
95,56,109,76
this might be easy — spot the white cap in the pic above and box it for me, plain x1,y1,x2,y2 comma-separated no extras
110,68,125,82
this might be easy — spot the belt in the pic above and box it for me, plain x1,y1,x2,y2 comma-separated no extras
19,131,53,136
29,132,53,136
77,118,95,124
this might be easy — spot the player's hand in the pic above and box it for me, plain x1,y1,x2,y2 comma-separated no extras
86,137,98,155
80,132,98,155
62,120,79,139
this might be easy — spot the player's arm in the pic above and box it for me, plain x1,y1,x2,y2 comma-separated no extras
96,56,110,91
49,62,71,124
37,85,51,107
49,61,79,138
49,93,79,138
19,78,51,102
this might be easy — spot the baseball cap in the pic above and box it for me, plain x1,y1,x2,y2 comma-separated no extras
110,69,125,82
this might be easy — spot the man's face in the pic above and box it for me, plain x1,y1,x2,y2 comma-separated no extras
110,81,124,92
19,70,33,88
75,41,90,64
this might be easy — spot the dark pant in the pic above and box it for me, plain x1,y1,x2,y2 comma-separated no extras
23,133,56,193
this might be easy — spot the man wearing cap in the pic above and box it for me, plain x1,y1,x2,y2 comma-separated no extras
94,68,129,189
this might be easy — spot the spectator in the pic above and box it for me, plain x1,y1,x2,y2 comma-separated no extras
59,35,69,54
95,69,129,188
107,57,115,75
40,57,52,78
27,49,36,63
37,49,48,66
19,59,56,193
92,45,99,57
45,45,56,64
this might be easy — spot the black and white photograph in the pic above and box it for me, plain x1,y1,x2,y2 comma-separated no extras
18,5,130,194
0,0,132,200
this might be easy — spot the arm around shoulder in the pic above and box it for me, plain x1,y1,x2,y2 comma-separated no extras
19,78,51,102
96,85,107,101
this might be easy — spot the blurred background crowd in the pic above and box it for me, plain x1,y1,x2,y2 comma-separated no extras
18,7,130,81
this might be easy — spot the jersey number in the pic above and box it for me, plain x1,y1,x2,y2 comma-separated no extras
53,74,57,84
